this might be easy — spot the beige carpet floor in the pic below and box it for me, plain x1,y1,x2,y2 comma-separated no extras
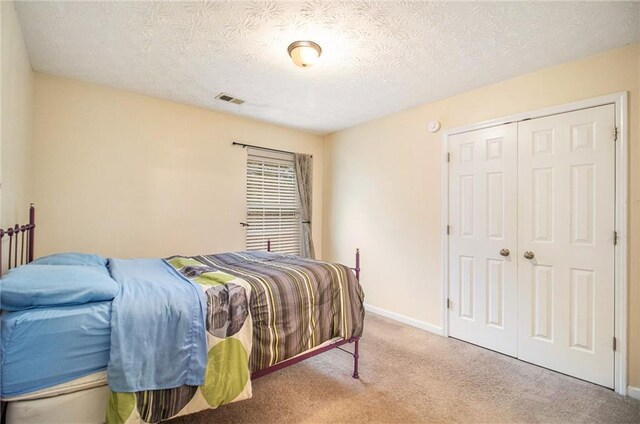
170,313,640,424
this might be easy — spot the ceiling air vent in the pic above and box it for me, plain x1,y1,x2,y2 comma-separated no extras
215,92,245,105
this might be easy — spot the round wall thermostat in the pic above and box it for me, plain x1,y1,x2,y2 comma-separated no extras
428,121,441,133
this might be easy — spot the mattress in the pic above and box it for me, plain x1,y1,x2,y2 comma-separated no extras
5,384,110,424
1,302,112,398
3,371,108,402
3,335,345,400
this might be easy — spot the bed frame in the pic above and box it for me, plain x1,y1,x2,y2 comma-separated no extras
0,204,36,278
257,240,361,380
1,206,361,409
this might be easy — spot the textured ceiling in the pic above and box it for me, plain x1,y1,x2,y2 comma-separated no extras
15,1,640,134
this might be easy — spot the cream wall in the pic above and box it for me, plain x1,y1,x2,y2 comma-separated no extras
0,0,33,228
31,74,323,259
322,44,640,386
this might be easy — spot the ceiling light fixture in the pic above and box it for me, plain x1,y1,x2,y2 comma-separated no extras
287,41,322,68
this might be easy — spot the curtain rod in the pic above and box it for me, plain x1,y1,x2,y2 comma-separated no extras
232,142,312,158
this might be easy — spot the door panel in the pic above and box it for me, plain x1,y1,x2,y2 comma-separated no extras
531,264,554,341
517,105,615,388
448,123,518,356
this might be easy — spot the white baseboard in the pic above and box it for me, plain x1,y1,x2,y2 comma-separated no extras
627,386,640,400
364,303,444,336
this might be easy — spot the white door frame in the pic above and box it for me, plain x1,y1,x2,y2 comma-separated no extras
440,92,629,395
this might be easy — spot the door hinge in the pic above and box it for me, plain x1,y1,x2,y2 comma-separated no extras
446,225,450,235
614,231,618,245
613,126,618,141
613,337,617,351
446,298,451,309
447,152,451,163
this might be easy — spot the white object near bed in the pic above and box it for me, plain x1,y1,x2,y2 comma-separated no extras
6,385,109,424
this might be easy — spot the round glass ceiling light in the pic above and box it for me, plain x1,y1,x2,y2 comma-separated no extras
287,41,322,68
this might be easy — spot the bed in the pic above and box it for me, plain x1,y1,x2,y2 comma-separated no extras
0,206,365,423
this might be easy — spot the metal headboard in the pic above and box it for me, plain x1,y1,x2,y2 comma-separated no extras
0,204,35,277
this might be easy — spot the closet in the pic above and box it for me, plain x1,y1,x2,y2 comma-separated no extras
447,104,616,388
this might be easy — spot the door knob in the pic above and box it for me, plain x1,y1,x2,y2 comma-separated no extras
499,249,510,257
524,251,535,260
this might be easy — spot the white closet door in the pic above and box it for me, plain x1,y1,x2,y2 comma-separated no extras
448,123,519,356
517,105,616,388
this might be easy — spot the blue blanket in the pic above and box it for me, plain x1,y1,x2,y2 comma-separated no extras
107,259,207,392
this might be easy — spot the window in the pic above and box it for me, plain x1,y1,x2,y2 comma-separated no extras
246,149,301,255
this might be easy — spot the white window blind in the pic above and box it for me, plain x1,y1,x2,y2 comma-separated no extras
246,149,301,255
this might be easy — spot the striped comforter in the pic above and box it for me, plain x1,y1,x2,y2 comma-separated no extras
178,251,365,372
106,251,364,424
107,260,254,424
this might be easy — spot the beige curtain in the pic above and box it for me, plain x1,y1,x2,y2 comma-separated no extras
294,154,315,259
